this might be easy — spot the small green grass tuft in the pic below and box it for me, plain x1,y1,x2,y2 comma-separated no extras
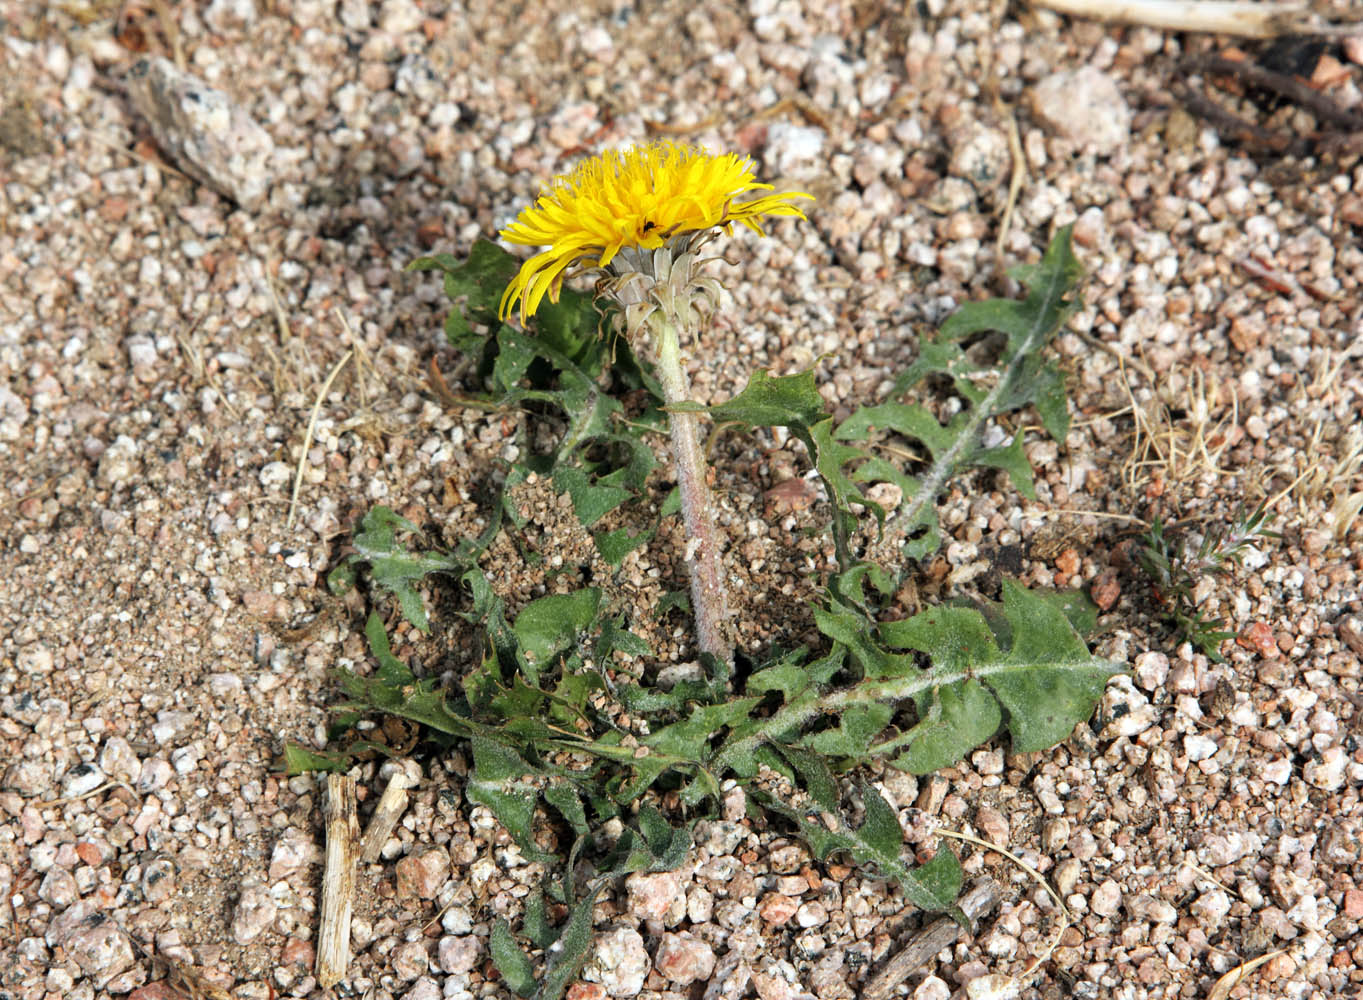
1134,502,1279,661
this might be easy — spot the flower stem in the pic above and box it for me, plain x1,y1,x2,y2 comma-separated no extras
650,315,734,666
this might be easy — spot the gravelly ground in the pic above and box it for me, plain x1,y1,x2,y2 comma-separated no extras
1,2,1362,999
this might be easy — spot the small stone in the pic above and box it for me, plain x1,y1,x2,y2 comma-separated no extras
765,478,819,514
926,176,978,214
966,974,1020,1000
396,847,450,900
231,883,277,944
1072,205,1107,249
379,0,423,33
764,123,826,175
401,977,442,1000
141,858,177,903
50,907,135,988
130,982,184,1000
687,885,714,924
241,589,285,618
1030,66,1131,155
61,762,105,798
137,758,174,792
1053,858,1082,896
39,866,79,907
948,122,1010,191
984,927,1020,958
1128,894,1176,923
753,970,794,1000
127,337,157,369
866,480,903,511
1304,746,1347,790
280,937,314,967
1090,569,1120,611
795,901,828,928
776,875,809,896
3,690,43,726
1041,818,1070,855
1321,822,1361,864
1055,548,1081,577
438,935,479,975
653,931,716,985
1237,621,1278,657
125,56,275,209
1191,890,1231,928
975,804,1009,846
759,893,799,926
152,710,195,744
440,905,474,935
1269,868,1310,909
5,759,52,796
392,940,429,979
1339,617,1363,657
1259,906,1297,939
1184,733,1218,762
917,774,949,814
585,925,648,997
566,984,608,1000
1347,35,1363,66
1133,651,1169,691
98,736,142,783
624,869,683,922
1343,889,1363,919
269,828,319,881
75,841,106,866
1259,762,1292,784
1090,879,1123,917
914,976,951,1000
1264,951,1298,980
98,435,140,485
1201,831,1263,866
655,661,704,690
1102,677,1158,738
203,0,256,31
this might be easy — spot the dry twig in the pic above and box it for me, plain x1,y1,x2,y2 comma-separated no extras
861,877,1002,1000
359,770,413,864
1173,52,1363,157
1206,949,1288,1000
1032,0,1358,39
286,349,352,530
316,774,359,988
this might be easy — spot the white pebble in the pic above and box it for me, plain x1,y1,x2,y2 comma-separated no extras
1090,879,1123,917
764,123,826,176
1184,734,1219,762
1030,66,1131,155
259,461,292,488
61,763,105,798
1133,651,1169,691
966,974,1020,1000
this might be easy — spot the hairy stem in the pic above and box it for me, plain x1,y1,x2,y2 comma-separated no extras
649,314,734,666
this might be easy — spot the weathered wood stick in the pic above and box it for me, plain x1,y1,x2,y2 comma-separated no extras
359,770,412,864
861,877,1003,1000
1032,0,1355,39
316,774,359,988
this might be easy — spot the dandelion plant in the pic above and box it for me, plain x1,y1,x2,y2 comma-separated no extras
497,142,812,665
312,175,1130,998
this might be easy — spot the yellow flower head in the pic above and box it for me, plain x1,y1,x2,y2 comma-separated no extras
499,141,812,320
